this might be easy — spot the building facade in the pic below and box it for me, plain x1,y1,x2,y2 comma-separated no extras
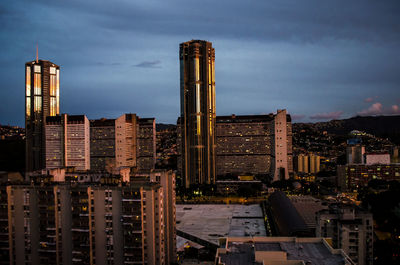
316,204,373,265
337,164,400,190
137,118,157,172
178,110,293,182
215,115,273,178
25,59,60,172
6,181,170,265
295,153,320,174
90,114,156,172
179,40,216,188
45,114,90,171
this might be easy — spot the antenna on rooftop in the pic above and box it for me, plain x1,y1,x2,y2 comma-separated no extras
36,43,38,63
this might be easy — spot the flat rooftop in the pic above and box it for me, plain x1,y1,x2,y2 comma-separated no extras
176,204,266,245
218,237,352,265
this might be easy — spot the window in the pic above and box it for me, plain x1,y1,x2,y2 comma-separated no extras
34,65,41,73
34,96,42,112
26,97,31,117
34,74,41,95
26,66,31,96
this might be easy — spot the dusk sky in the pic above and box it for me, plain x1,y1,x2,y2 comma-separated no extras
1,0,400,127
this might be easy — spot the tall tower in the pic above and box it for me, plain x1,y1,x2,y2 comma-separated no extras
25,59,60,172
179,40,216,188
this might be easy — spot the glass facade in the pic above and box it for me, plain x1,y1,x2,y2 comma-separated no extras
179,40,216,187
25,60,60,172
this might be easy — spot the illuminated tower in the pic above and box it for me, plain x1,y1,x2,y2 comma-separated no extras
179,40,216,187
25,57,60,172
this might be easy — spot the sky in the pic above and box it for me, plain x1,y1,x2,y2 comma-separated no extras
1,0,400,127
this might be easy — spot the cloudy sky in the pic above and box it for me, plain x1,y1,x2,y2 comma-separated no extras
1,0,400,126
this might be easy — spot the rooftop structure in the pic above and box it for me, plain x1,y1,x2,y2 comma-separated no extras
216,237,354,265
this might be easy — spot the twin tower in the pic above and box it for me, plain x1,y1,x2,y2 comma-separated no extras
179,40,216,188
178,40,293,187
25,40,292,185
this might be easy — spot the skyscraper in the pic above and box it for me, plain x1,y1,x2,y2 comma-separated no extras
25,58,60,172
179,40,216,188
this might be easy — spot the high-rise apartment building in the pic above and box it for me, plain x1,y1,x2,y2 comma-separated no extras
25,59,60,172
179,40,216,188
137,118,157,171
150,170,177,265
45,114,90,171
6,181,169,265
316,204,373,265
271,109,292,181
214,114,274,177
295,154,320,174
90,114,156,172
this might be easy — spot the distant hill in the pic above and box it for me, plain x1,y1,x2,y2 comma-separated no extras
295,115,400,144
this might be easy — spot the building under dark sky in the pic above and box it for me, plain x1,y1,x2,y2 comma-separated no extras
179,40,216,187
25,59,60,172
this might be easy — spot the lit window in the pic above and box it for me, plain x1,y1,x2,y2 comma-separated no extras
26,97,31,117
34,65,41,73
34,74,41,95
34,96,42,112
26,66,31,96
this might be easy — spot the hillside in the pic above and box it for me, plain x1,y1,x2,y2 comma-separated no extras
294,115,400,144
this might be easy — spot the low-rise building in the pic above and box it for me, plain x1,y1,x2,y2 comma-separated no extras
316,204,373,265
215,237,355,265
337,164,400,190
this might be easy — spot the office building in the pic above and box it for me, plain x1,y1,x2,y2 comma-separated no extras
45,114,90,171
215,114,274,178
337,164,400,190
215,237,355,265
25,59,60,172
316,204,373,265
90,114,156,172
178,110,293,182
6,181,169,265
137,118,157,172
346,144,365,164
179,40,216,188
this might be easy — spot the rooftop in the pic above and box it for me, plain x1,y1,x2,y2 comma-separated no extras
216,237,354,265
176,204,266,245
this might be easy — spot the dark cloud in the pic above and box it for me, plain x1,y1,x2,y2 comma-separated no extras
134,60,161,68
1,0,400,126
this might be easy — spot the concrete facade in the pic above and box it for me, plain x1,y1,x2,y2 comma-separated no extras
45,114,90,171
316,204,373,265
5,181,170,265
